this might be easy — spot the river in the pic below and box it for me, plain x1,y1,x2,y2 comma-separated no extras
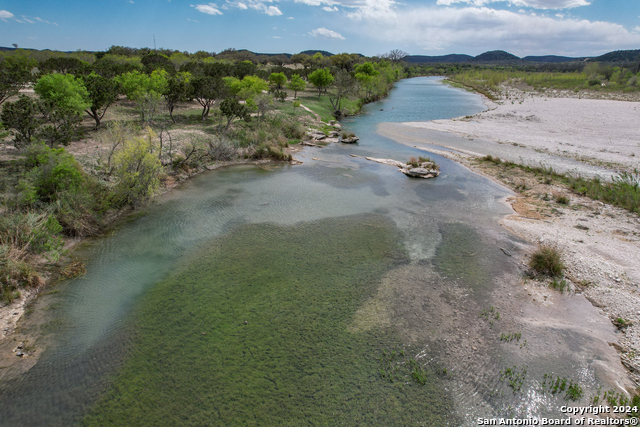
0,77,624,426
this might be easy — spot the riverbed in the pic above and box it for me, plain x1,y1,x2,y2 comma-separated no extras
0,77,628,426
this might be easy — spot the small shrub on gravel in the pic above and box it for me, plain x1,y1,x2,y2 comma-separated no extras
529,244,565,277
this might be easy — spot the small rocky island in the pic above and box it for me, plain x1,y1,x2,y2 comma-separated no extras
364,156,440,179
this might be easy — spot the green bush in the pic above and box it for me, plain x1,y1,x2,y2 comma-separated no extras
529,245,565,277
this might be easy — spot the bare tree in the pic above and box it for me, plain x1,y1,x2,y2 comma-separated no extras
329,70,356,120
384,49,409,63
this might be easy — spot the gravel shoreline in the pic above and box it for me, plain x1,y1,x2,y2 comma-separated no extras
378,87,640,389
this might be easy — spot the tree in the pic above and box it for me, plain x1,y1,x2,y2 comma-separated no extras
268,72,287,90
34,73,90,146
290,53,310,69
329,70,355,119
330,53,360,72
220,98,251,130
115,70,168,123
233,60,257,79
82,72,121,128
254,93,274,123
355,62,380,99
39,57,90,75
191,75,227,121
1,95,39,147
226,75,269,104
164,72,192,123
141,52,175,74
0,55,36,105
308,68,334,96
287,74,306,99
111,128,162,208
384,49,408,63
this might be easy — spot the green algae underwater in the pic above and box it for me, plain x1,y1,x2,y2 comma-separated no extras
81,214,457,426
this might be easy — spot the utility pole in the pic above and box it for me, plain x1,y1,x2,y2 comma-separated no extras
153,34,156,51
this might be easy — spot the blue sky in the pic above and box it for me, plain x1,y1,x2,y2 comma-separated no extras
1,0,639,57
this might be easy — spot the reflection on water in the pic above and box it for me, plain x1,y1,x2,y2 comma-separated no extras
0,78,624,426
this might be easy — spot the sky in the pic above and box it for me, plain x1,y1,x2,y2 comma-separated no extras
0,0,639,57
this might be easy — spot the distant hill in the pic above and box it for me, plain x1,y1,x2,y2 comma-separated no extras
405,54,473,63
472,50,520,62
591,49,640,63
299,50,334,57
522,55,584,63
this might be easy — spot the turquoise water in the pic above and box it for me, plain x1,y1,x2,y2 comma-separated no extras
0,78,616,426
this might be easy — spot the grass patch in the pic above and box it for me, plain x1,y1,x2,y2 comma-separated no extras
529,244,565,277
82,214,457,426
500,365,527,393
549,278,569,293
479,157,640,215
542,374,583,402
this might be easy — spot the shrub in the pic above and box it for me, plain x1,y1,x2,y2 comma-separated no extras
555,194,570,205
529,244,565,277
112,130,163,208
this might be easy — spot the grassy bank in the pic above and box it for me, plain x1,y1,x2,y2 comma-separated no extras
448,68,640,99
81,214,456,426
479,155,640,215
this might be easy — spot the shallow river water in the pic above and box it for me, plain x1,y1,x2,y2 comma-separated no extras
0,77,626,426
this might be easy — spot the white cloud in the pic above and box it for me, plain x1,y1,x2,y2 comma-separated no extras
187,17,200,22
0,10,14,20
193,3,223,14
435,0,589,9
130,0,135,3
309,27,345,39
323,6,338,11
223,0,282,15
287,16,294,19
349,6,640,55
22,16,35,23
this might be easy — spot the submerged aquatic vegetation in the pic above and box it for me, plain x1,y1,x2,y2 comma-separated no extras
82,214,457,426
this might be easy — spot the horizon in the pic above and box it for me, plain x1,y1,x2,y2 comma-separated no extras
1,0,639,57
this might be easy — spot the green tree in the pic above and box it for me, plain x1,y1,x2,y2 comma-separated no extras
164,72,192,123
233,60,257,79
1,95,40,147
112,128,162,207
191,75,227,121
116,70,168,123
81,72,121,128
308,68,334,96
141,52,175,75
355,62,380,99
220,97,251,130
287,74,306,99
227,75,268,100
330,53,360,72
39,57,90,75
35,73,90,146
268,72,287,90
0,55,36,105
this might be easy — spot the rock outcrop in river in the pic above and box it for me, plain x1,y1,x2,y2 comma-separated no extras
364,157,440,179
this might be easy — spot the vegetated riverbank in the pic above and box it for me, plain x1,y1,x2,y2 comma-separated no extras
0,72,398,375
377,83,640,390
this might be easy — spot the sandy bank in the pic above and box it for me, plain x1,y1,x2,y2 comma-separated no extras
377,93,640,386
397,96,640,174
